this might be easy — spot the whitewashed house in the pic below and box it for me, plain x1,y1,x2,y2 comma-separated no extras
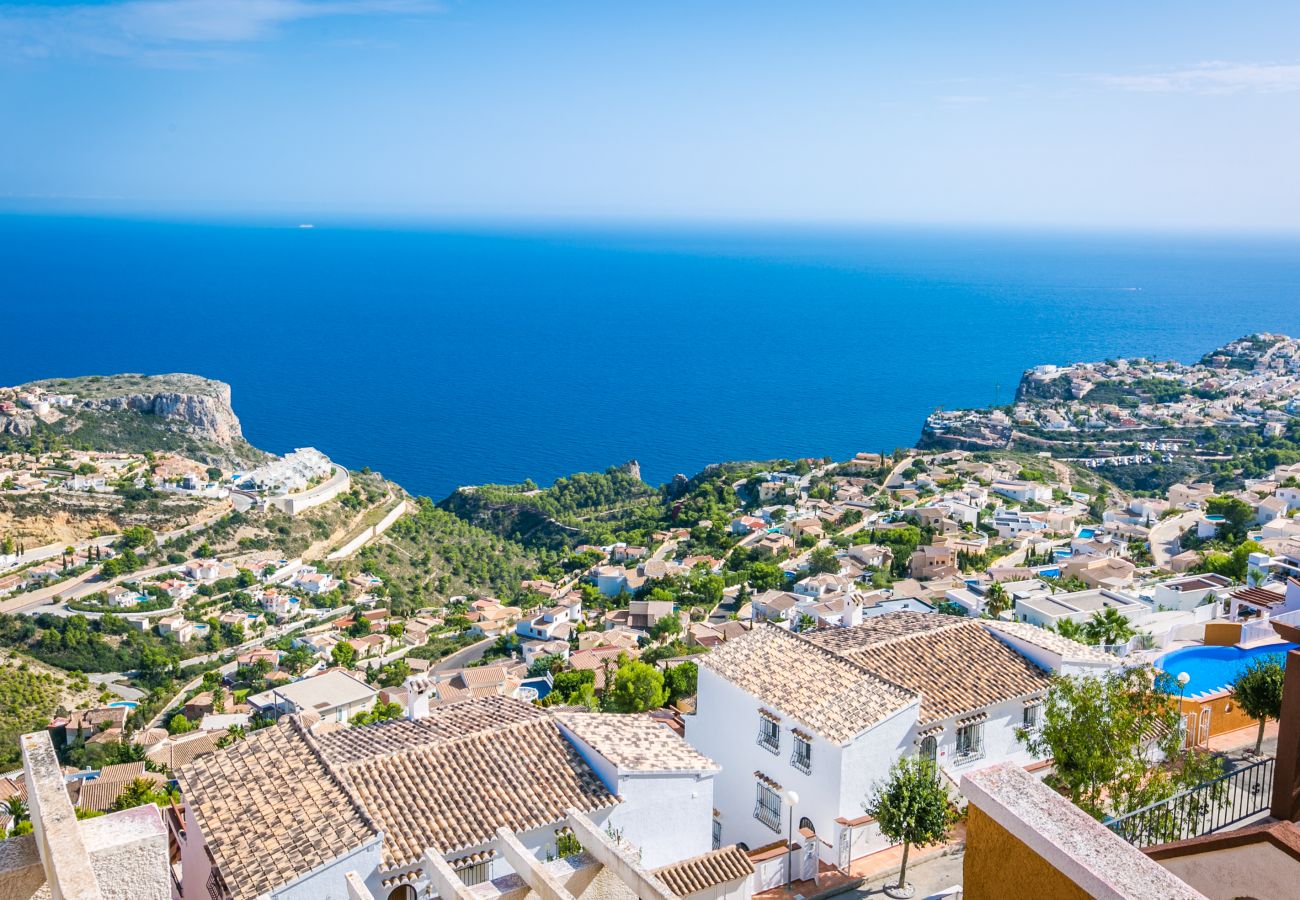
686,613,1114,870
175,695,718,900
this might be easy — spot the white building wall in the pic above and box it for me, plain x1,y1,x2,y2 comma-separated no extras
686,665,924,858
605,772,714,869
557,724,714,870
279,840,382,900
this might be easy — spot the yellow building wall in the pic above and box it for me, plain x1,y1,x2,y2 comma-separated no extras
963,806,1094,900
1178,691,1256,741
1203,622,1242,646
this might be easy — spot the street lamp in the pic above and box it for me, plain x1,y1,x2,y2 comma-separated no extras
1177,672,1191,749
782,789,800,886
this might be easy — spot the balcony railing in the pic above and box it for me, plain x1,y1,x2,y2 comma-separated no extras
754,800,782,832
791,744,811,774
1105,756,1275,847
757,730,779,755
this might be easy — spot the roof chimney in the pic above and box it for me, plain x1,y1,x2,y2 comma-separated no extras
404,674,433,720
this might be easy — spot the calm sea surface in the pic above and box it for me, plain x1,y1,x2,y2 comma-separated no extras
3,216,1300,499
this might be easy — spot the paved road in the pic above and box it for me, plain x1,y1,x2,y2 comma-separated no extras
1149,510,1199,569
433,636,495,673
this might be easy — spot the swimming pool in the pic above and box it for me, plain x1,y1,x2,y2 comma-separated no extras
1077,528,1096,539
107,700,138,710
1157,643,1296,695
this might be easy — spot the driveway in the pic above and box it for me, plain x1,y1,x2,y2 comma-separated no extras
1149,510,1198,569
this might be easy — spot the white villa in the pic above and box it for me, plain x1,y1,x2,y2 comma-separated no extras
175,693,722,900
686,612,1116,870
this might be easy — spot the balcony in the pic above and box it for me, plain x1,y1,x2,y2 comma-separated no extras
791,744,811,775
754,799,782,832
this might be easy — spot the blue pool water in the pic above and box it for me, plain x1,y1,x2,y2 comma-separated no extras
1077,528,1096,539
1157,643,1296,695
107,701,138,709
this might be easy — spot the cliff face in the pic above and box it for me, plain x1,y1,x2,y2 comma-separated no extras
7,373,263,466
81,388,243,446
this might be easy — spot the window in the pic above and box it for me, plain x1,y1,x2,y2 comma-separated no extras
757,715,780,754
1023,703,1042,731
754,781,782,832
919,734,938,770
791,734,811,774
954,722,984,763
712,818,722,850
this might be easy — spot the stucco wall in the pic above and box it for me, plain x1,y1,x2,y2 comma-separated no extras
1179,692,1256,741
687,667,883,852
0,805,169,900
1203,622,1241,646
963,805,1093,900
279,838,382,900
1154,841,1300,900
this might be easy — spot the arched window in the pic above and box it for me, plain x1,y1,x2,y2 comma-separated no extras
798,816,815,834
736,842,750,853
919,734,938,770
388,886,416,900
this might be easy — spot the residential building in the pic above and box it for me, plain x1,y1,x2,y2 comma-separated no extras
1014,587,1147,630
246,668,378,724
687,613,1113,869
991,479,1053,504
845,544,893,570
909,544,958,580
1150,573,1234,612
174,694,717,900
1060,554,1138,589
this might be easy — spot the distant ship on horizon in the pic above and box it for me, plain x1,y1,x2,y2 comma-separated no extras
297,223,315,229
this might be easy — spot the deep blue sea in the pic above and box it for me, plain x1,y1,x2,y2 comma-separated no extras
3,215,1300,499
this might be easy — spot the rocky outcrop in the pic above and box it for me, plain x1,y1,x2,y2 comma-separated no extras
81,387,243,446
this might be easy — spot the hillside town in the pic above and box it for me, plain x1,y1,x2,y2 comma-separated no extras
3,341,1300,899
925,332,1300,449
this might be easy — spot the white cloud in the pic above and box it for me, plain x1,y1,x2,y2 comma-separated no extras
1093,62,1300,95
0,0,437,64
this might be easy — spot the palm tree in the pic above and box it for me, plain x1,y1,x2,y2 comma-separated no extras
4,796,27,826
1055,618,1086,641
982,582,1011,618
1083,608,1136,646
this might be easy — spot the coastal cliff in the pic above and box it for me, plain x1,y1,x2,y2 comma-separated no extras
5,373,264,467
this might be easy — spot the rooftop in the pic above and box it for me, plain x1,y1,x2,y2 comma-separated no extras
180,696,626,890
803,612,1051,724
177,717,379,900
698,624,916,744
555,712,719,774
653,845,754,896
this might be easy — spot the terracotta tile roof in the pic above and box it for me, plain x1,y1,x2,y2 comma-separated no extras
983,620,1118,663
177,718,381,900
314,695,546,765
334,713,617,867
653,845,754,895
77,766,168,813
698,624,916,744
554,712,719,774
182,696,621,888
145,732,219,771
803,613,1050,725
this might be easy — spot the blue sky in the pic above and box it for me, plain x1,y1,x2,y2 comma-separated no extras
2,0,1299,229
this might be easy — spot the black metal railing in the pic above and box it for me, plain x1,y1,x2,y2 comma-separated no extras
754,798,782,832
791,741,812,774
757,727,779,754
1105,756,1275,847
